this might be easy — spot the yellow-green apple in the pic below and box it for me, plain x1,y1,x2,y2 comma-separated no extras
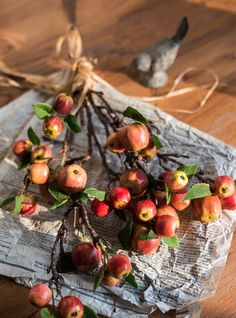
163,170,188,193
213,175,235,198
58,295,84,318
170,190,190,212
72,242,102,273
43,115,63,139
107,186,131,210
13,139,32,158
29,163,49,185
155,205,180,237
107,254,132,279
192,195,222,223
106,132,125,153
134,199,157,222
117,123,149,152
220,191,236,210
31,145,52,163
52,92,74,115
56,164,87,194
119,168,148,196
28,283,52,308
132,225,160,254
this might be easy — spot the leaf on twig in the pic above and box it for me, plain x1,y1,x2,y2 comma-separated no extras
48,182,69,202
124,273,138,288
139,230,157,241
83,305,98,318
32,103,52,119
152,135,163,150
12,195,24,215
27,127,40,145
18,153,31,170
123,106,149,125
118,217,134,249
64,114,81,133
182,183,211,201
0,196,15,209
165,184,171,205
178,164,198,179
162,235,179,248
83,188,106,201
93,265,105,291
39,308,57,318
114,209,127,221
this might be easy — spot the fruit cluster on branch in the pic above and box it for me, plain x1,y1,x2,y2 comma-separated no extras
1,89,236,318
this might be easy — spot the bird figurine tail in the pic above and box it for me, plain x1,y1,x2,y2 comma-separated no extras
173,17,189,41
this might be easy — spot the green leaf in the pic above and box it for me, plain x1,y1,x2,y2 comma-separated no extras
178,164,198,179
118,217,134,249
64,114,81,133
152,135,163,150
234,180,236,186
165,184,171,205
114,209,127,221
73,192,89,204
93,265,105,291
39,308,57,318
124,273,138,288
139,230,157,241
162,235,180,248
18,153,31,170
83,305,98,318
83,188,106,201
123,106,149,125
12,195,24,215
48,182,69,202
27,127,40,145
50,198,69,210
0,196,15,209
182,183,212,201
32,103,52,119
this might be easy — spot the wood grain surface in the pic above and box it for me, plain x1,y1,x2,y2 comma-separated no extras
0,1,235,317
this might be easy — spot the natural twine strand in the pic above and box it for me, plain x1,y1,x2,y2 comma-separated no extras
0,25,219,114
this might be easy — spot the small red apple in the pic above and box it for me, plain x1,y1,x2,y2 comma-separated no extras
221,191,236,210
170,190,190,212
29,163,49,185
192,195,222,223
119,168,148,196
72,242,102,273
91,198,111,218
31,145,52,163
107,186,131,210
213,175,235,198
13,139,32,158
117,123,150,152
52,92,74,115
58,295,84,318
28,283,52,308
107,254,132,279
155,205,180,237
43,116,63,139
106,132,126,153
134,199,157,222
163,171,188,193
132,225,160,255
20,193,37,215
57,164,87,194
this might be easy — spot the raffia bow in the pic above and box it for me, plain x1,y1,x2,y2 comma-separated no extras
0,24,219,113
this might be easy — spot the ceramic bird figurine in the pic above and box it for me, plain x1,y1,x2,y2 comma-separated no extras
130,17,189,88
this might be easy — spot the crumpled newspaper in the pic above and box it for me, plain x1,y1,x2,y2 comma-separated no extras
0,80,235,318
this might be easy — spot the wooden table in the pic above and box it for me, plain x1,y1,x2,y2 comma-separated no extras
0,1,235,317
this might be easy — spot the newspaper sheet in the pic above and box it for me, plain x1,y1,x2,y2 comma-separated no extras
0,80,236,318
